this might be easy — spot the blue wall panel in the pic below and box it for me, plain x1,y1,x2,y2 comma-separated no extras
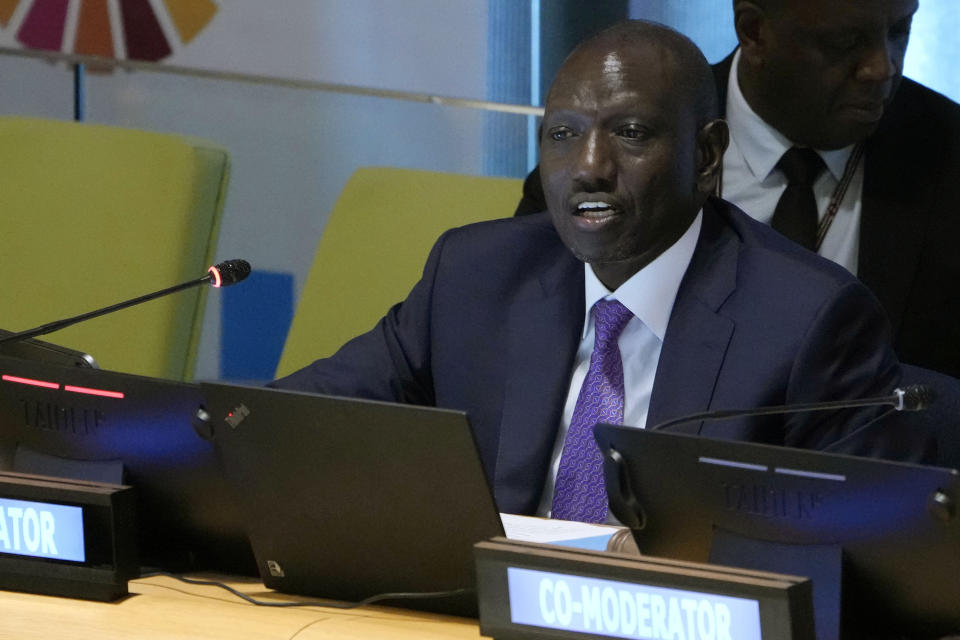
220,270,295,381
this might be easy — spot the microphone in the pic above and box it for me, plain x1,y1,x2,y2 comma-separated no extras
0,259,251,347
205,259,251,288
648,384,934,433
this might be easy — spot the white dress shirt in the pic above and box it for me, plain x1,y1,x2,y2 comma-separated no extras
537,212,703,517
721,49,863,275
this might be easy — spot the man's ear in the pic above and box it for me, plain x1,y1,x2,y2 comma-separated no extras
696,119,729,195
734,0,768,66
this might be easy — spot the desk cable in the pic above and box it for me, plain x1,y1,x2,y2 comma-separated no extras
140,571,473,609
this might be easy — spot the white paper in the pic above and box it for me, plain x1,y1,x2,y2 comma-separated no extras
500,512,621,544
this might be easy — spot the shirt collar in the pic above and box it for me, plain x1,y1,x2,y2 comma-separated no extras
582,211,702,341
726,48,852,182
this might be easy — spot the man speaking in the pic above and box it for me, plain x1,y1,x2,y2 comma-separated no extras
273,21,932,523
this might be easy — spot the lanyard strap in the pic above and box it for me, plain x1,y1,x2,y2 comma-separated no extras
813,142,864,251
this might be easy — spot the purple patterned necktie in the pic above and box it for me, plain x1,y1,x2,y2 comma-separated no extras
551,298,634,523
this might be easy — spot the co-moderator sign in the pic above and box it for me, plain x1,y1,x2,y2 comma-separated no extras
508,567,762,640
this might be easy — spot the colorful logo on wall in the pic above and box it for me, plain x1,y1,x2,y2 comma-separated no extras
0,0,218,61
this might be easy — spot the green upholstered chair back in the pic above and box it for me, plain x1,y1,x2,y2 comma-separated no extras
0,117,229,380
275,167,523,378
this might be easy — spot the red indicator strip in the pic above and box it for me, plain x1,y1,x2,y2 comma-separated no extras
1,375,123,398
1,374,60,389
64,385,125,399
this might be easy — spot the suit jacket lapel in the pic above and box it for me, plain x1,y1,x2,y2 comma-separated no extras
491,203,741,509
648,200,737,432
494,247,583,514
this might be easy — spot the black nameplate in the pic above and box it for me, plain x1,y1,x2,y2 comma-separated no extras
475,538,814,640
0,471,137,601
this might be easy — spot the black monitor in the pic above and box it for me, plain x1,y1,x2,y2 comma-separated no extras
0,354,254,574
0,330,98,369
594,425,960,640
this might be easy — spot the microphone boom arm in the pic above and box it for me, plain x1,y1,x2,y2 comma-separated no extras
0,260,250,347
653,388,926,432
0,278,207,346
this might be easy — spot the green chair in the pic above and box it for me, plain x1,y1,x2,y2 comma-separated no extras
275,167,523,378
0,117,229,380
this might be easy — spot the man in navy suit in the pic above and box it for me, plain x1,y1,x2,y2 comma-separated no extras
517,0,960,380
274,21,931,517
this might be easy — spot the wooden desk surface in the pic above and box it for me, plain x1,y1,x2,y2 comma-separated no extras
0,574,488,640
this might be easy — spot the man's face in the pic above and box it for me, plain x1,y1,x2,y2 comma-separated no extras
743,0,918,149
540,42,706,290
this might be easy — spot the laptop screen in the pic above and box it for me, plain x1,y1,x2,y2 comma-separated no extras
200,381,505,617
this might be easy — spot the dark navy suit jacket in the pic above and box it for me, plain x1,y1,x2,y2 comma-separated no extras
273,197,932,514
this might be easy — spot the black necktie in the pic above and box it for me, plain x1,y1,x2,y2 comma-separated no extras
770,147,825,251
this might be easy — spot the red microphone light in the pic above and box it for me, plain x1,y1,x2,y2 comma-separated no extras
208,265,223,288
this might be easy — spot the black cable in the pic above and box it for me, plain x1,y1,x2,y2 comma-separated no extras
139,571,473,609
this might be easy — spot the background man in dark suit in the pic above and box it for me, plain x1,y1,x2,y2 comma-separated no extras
517,0,960,379
274,21,931,521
